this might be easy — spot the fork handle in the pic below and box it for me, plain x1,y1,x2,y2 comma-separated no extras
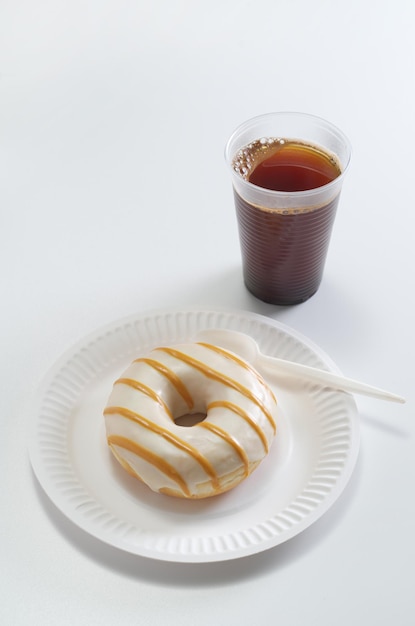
259,355,406,403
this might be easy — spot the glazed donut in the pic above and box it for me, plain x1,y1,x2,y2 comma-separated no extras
104,342,278,499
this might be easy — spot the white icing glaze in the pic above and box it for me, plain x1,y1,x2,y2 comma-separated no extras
103,342,278,498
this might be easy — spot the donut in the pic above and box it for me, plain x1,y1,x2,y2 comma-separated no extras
103,342,278,498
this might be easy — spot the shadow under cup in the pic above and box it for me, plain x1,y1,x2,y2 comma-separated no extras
225,113,351,305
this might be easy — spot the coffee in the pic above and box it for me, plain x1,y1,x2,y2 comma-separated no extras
226,113,351,305
232,138,342,304
232,137,341,192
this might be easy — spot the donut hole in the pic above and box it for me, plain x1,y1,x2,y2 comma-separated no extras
174,412,207,427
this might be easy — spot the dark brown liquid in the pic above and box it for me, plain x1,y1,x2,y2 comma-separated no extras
248,141,340,191
233,140,342,305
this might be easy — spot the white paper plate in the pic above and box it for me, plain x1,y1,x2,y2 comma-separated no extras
28,307,359,563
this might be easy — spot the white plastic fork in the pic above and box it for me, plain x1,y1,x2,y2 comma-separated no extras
196,328,406,404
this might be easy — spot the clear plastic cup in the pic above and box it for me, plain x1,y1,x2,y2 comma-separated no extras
225,112,351,305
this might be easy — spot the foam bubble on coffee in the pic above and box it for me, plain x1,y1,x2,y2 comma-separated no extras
232,137,286,181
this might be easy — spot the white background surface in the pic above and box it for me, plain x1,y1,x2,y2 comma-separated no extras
1,1,413,625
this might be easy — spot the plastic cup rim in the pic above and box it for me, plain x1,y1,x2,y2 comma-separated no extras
224,111,352,199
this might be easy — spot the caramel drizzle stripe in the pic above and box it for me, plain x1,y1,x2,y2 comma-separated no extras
207,400,269,454
107,434,191,497
157,347,277,434
110,445,145,481
133,357,194,410
197,342,278,406
104,406,219,490
114,378,174,420
197,422,250,477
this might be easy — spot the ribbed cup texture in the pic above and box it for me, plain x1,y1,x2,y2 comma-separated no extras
234,190,340,305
